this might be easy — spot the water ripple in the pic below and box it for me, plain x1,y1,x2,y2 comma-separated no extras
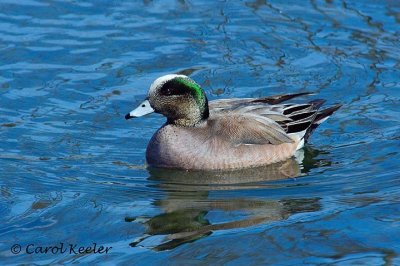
0,0,399,264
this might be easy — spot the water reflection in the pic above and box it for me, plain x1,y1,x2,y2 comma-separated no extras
127,148,325,251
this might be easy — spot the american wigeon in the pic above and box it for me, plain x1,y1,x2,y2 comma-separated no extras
125,74,340,170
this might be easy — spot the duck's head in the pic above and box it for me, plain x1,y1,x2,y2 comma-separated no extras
125,74,209,127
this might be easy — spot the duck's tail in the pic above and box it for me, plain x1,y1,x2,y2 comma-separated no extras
303,104,342,142
283,100,341,150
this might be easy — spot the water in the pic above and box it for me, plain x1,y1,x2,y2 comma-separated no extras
1,0,399,264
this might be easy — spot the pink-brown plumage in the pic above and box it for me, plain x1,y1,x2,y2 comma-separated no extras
126,74,341,170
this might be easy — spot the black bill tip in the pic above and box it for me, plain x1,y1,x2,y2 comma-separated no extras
125,113,133,120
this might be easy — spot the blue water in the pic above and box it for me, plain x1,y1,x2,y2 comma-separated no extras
1,0,400,265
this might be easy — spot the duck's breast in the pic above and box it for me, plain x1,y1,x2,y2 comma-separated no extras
146,125,211,169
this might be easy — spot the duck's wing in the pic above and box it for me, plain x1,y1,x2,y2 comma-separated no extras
210,95,341,144
208,113,294,145
209,92,313,113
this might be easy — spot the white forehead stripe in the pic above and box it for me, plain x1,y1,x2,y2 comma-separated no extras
149,74,188,95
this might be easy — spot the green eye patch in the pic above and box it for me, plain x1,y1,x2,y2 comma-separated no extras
175,77,204,103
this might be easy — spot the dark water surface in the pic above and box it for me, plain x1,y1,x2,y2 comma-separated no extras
1,0,400,265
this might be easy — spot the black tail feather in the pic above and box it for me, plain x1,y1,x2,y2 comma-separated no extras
304,104,342,142
314,104,342,123
308,99,326,109
283,104,312,115
287,120,314,134
288,111,315,122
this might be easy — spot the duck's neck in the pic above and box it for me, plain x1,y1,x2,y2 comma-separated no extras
169,99,209,127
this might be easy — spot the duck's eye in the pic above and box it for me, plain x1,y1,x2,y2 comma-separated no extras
165,88,173,95
160,81,186,96
161,86,177,96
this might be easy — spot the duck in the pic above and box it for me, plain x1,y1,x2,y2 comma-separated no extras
125,74,341,170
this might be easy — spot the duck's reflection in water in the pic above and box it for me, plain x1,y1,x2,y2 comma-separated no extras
127,148,325,251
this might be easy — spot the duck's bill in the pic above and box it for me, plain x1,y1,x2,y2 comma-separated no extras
125,99,154,120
